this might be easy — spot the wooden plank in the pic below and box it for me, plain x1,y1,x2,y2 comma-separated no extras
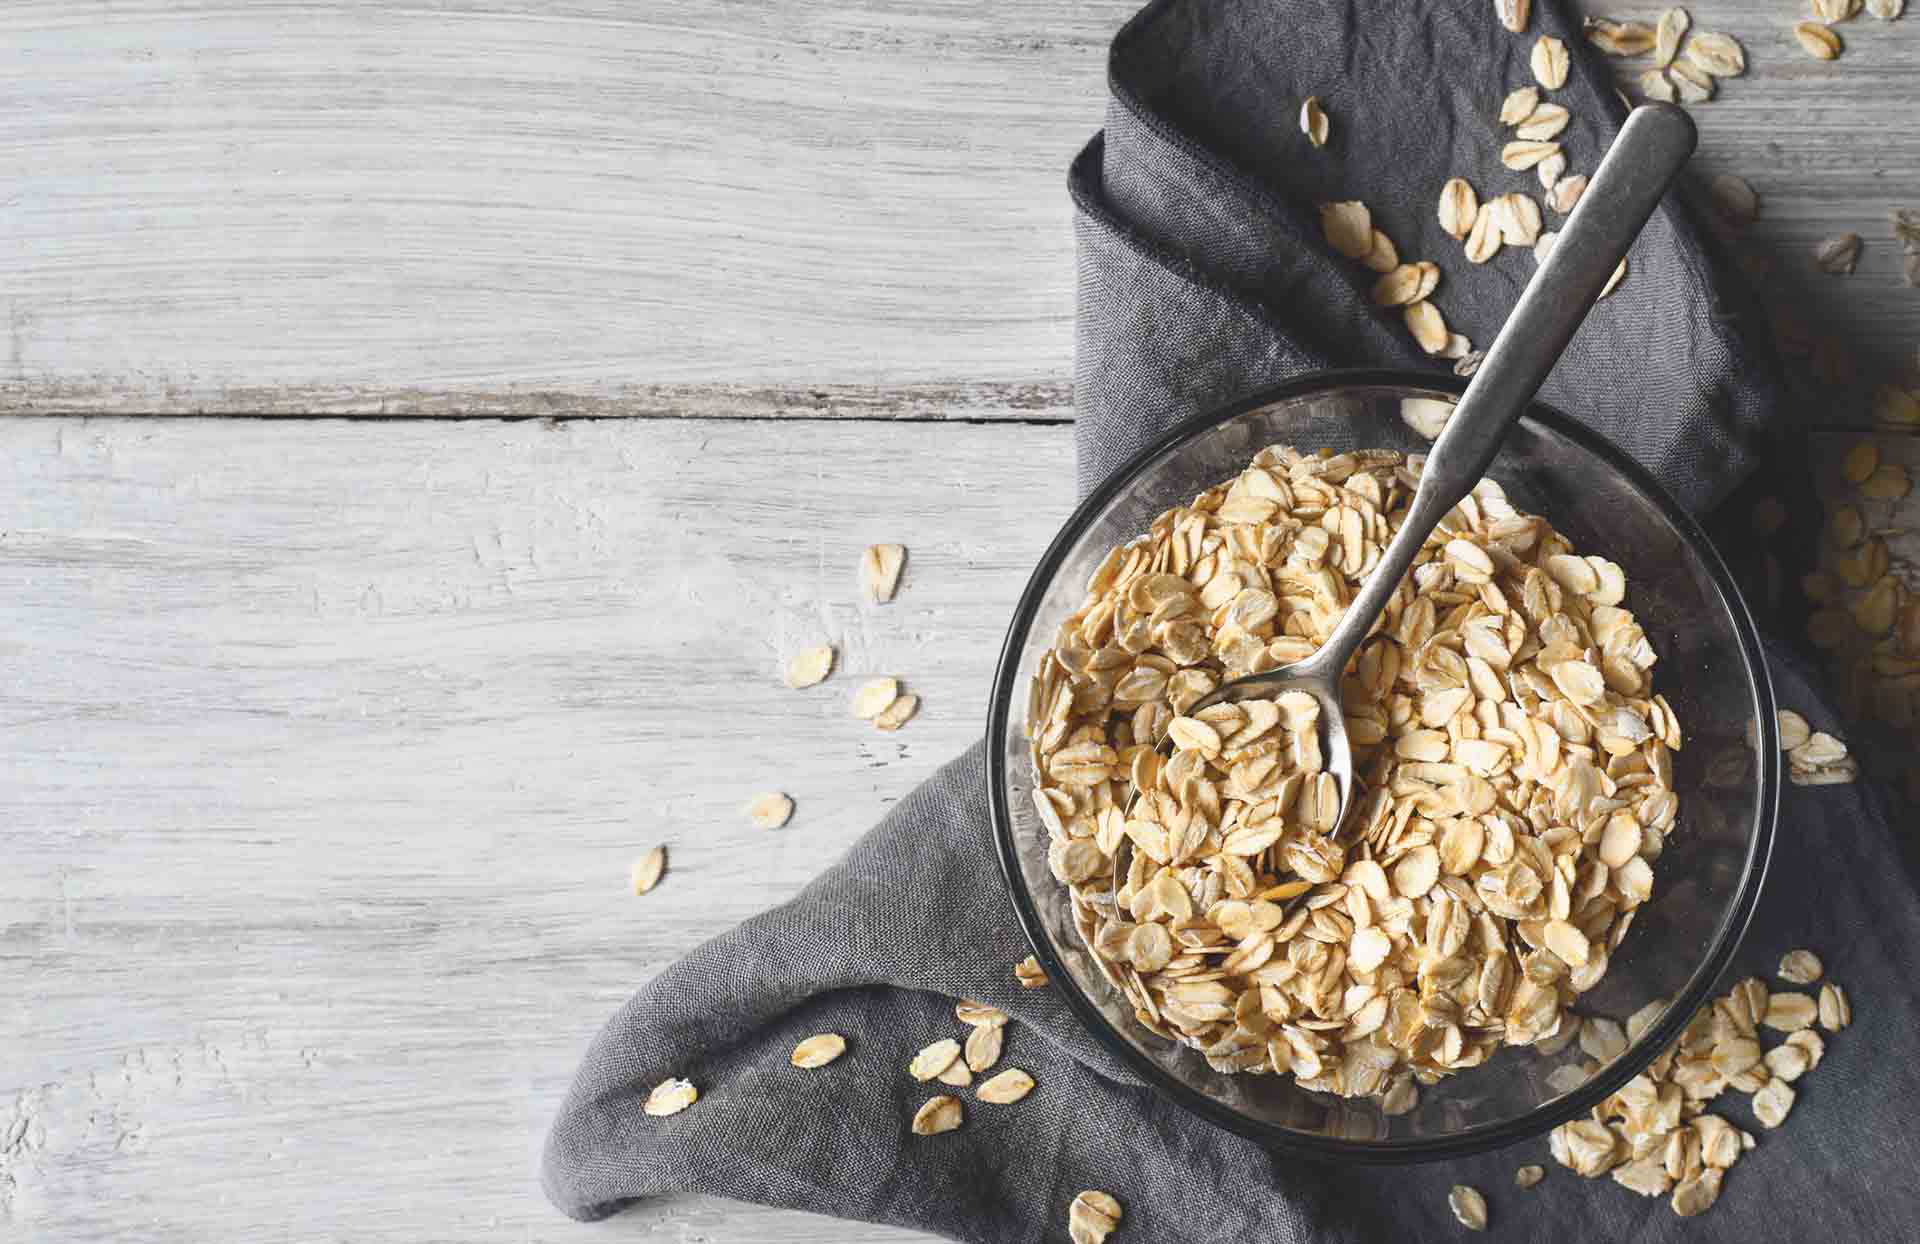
0,1,1913,417
0,416,1073,1241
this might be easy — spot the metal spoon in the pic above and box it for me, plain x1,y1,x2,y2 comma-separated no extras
1118,103,1697,888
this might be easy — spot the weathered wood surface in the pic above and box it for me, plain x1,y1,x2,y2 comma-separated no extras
0,0,1913,419
0,417,1073,1240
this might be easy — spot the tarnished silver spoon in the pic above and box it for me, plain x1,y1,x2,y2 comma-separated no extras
1115,103,1696,895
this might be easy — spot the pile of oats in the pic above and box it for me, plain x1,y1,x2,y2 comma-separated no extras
1025,442,1681,1103
1544,953,1852,1218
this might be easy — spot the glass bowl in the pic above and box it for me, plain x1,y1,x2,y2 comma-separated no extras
986,370,1776,1162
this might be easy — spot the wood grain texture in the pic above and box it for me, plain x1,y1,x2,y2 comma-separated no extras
0,0,1913,417
0,416,1072,1241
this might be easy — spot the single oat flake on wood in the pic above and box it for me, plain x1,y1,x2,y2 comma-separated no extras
852,677,900,719
1685,31,1746,76
644,1078,698,1117
1814,233,1862,274
862,543,906,603
631,845,667,895
874,693,920,731
1794,21,1843,58
748,792,794,829
1656,7,1690,67
784,644,836,689
1586,17,1655,55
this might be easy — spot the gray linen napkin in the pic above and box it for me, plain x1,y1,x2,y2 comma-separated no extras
544,1,1920,1237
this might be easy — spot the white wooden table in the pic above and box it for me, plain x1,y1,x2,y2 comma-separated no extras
3,3,1914,1240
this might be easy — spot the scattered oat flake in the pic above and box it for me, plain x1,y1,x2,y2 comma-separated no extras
1708,174,1758,229
1363,229,1400,274
1794,21,1843,58
1813,0,1862,19
1752,1078,1796,1128
1500,85,1541,126
1655,8,1690,67
1868,0,1904,16
1549,174,1588,214
862,543,906,603
1669,59,1715,101
1778,949,1824,985
1439,177,1479,239
936,1057,973,1087
1301,96,1330,147
1320,201,1374,260
785,644,837,689
1518,102,1570,141
1814,233,1862,275
631,845,668,895
964,1023,1004,1073
1531,36,1569,88
1763,991,1819,1031
1014,955,1049,988
1449,1184,1489,1230
956,1001,1010,1027
1404,300,1450,355
1502,139,1562,171
1776,709,1813,751
1685,31,1746,76
645,1077,698,1117
1372,262,1438,307
1495,192,1543,245
874,693,920,731
748,792,794,829
977,1067,1035,1104
909,1038,962,1081
1069,1191,1123,1244
791,1033,848,1068
852,677,900,719
1465,201,1503,262
1516,1164,1545,1189
911,1095,963,1135
1819,982,1850,1030
1586,17,1655,55
1639,68,1679,102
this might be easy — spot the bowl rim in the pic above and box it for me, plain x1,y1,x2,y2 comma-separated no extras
985,367,1779,1163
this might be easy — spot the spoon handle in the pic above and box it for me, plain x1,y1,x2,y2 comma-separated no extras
1305,103,1697,680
